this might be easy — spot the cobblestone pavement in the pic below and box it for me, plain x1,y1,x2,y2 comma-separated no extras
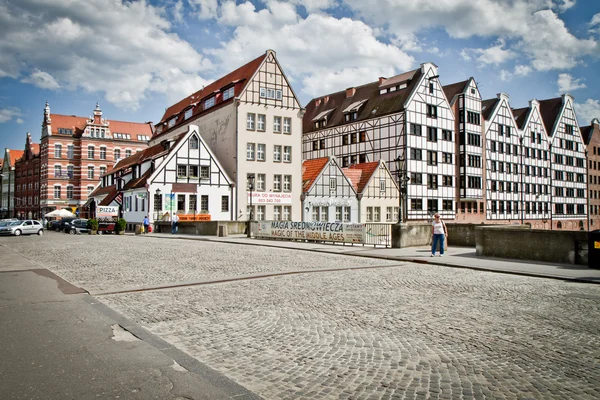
3,233,600,399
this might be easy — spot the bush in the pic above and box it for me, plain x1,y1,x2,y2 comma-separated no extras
88,218,99,231
116,218,127,232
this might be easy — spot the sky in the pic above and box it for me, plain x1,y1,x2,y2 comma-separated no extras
1,0,600,152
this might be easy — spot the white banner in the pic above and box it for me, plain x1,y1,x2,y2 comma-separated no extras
248,192,293,204
256,221,365,244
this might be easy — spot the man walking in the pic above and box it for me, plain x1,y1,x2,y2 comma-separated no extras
171,213,179,234
143,216,150,234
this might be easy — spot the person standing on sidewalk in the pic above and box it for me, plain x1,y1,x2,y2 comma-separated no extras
431,213,447,257
171,213,179,234
142,216,150,234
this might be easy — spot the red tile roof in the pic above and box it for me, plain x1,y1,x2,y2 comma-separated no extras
538,97,563,136
99,187,119,206
8,150,24,166
123,169,153,190
111,136,182,175
302,157,329,192
89,184,115,198
442,80,469,105
50,114,152,138
343,162,379,194
303,68,422,135
154,53,267,141
31,143,40,155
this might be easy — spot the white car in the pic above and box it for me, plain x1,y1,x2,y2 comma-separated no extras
0,220,44,236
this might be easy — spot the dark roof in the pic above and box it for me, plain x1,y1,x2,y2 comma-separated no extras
481,98,500,121
442,80,469,105
153,53,267,141
303,68,422,135
123,169,153,190
511,107,530,129
99,187,119,206
89,185,115,198
580,124,592,144
538,97,563,136
111,135,184,175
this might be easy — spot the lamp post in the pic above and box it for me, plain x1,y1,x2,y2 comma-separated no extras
247,174,255,238
394,156,409,223
155,188,161,222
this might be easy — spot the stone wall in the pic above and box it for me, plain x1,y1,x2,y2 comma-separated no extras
475,226,589,265
392,223,443,248
446,223,530,247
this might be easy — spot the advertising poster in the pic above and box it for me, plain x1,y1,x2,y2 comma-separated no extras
256,221,365,244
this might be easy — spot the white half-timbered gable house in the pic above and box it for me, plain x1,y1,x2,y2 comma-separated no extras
443,78,485,222
301,157,358,222
482,93,522,221
539,95,587,230
303,62,456,221
149,50,303,222
512,100,552,227
343,161,400,223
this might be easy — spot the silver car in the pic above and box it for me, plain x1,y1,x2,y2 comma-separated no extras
0,220,44,236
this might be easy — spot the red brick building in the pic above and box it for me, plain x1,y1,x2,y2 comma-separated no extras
14,133,41,219
33,102,152,217
581,118,600,230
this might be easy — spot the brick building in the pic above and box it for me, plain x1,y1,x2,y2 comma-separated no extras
581,118,600,230
13,133,41,219
34,102,152,217
1,148,25,218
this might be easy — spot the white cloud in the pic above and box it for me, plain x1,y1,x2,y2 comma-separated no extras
189,0,219,19
556,0,576,12
172,0,185,23
592,13,600,26
288,0,337,12
466,40,517,66
557,73,586,93
209,5,414,97
21,69,60,90
499,70,512,81
574,99,600,123
0,107,22,123
514,64,532,76
0,0,213,109
16,118,24,124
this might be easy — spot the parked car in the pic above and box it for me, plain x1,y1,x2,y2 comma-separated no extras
0,220,44,236
56,218,76,233
67,219,90,235
47,220,58,230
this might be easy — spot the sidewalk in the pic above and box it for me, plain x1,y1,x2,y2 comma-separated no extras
147,233,600,284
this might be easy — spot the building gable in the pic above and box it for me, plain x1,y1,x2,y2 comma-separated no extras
305,157,356,198
360,161,399,198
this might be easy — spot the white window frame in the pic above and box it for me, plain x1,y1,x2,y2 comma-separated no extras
273,175,282,192
190,135,199,149
257,114,266,131
283,175,291,192
257,143,266,161
273,116,281,133
54,144,62,158
246,143,255,160
247,113,255,130
53,185,61,199
222,87,234,101
100,147,107,160
283,117,291,134
87,166,94,179
184,108,193,120
256,174,266,191
204,96,215,109
273,145,281,162
283,146,292,163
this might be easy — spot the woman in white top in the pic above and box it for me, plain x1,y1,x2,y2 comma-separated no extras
431,213,447,257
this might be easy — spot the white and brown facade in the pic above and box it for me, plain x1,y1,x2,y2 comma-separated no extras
303,62,456,221
149,50,304,222
39,102,151,216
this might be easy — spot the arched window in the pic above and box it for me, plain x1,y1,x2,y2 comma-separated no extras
557,221,562,229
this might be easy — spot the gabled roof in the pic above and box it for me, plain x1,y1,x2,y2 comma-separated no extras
442,79,469,106
303,68,422,135
89,184,116,198
302,157,329,192
8,150,24,166
342,162,380,194
580,125,593,144
49,114,152,139
154,53,267,141
99,187,119,206
110,135,183,175
511,107,530,130
538,97,563,136
123,169,153,190
481,98,500,121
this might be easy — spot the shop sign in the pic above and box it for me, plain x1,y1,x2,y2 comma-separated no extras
248,192,292,204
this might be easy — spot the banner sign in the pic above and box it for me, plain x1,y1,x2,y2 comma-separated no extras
96,206,118,232
163,193,176,211
248,192,293,204
256,221,365,244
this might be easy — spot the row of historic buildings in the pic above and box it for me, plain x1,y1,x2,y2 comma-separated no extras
2,50,599,230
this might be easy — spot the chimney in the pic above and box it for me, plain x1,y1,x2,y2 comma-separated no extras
346,87,356,98
378,77,386,85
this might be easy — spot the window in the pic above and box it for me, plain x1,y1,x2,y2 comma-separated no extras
247,143,255,160
411,199,423,210
100,166,106,176
410,172,422,185
373,207,381,222
189,165,199,178
204,96,215,109
442,175,453,186
312,140,319,151
467,111,481,125
410,123,422,136
442,200,452,211
87,146,94,159
184,108,193,120
125,150,131,158
467,133,481,146
260,87,283,100
273,175,282,191
379,180,386,192
442,129,452,141
200,195,209,212
221,196,229,212
273,205,281,221
273,145,281,162
168,118,176,128
427,199,438,212
410,148,423,160
359,131,367,142
257,114,266,131
256,174,265,191
98,147,106,160
222,87,234,101
283,146,292,163
257,144,266,161
429,81,434,94
54,144,62,158
426,104,438,118
427,127,438,142
247,113,255,130
197,166,208,179
190,135,199,149
67,145,74,159
565,124,574,135
54,186,61,199
427,151,438,166
283,175,291,192
114,149,121,160
319,139,325,149
177,164,187,178
350,133,357,144
273,116,281,133
283,206,291,221
427,174,438,189
87,166,94,179
283,117,291,134
442,152,452,164
54,165,62,178
366,207,373,222
87,186,94,195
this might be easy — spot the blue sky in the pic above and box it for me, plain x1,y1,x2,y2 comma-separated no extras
1,0,599,152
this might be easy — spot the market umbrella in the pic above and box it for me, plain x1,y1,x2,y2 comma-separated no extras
45,209,76,218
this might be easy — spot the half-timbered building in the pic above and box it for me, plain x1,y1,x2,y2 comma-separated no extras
539,95,587,230
149,50,303,222
303,62,456,221
581,118,600,229
443,78,485,223
301,157,358,222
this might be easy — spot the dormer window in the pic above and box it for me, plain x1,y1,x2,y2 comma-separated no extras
168,118,176,128
184,108,193,120
344,112,358,122
222,87,234,101
204,96,215,109
156,125,163,134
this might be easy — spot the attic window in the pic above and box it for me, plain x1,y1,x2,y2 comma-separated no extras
168,118,176,128
204,96,215,109
156,125,163,134
470,88,476,94
260,87,283,100
57,128,73,135
222,87,234,101
190,135,199,149
344,112,358,122
184,108,193,120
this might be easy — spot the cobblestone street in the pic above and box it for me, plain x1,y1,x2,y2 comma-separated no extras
3,233,600,399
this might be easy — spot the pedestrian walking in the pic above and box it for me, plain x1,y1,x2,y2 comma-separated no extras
143,216,150,234
431,213,447,257
171,213,179,234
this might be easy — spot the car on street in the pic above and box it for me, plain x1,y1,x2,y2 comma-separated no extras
0,220,44,236
67,219,90,235
55,218,76,233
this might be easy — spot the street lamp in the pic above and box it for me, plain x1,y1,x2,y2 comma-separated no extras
247,174,255,238
155,188,161,221
394,156,410,223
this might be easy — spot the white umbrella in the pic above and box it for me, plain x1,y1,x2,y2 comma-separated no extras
45,209,76,218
